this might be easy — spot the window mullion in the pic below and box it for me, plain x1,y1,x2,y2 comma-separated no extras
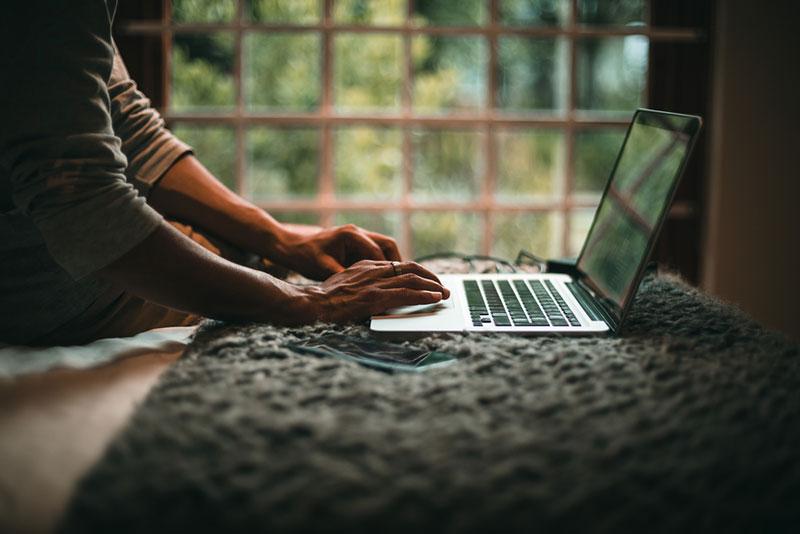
162,0,173,113
562,0,580,257
234,0,245,197
319,0,334,227
401,0,414,258
484,0,500,256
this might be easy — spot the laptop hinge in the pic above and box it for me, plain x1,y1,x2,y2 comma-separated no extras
575,279,620,334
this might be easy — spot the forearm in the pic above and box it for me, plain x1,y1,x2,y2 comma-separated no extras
147,155,288,258
97,221,314,324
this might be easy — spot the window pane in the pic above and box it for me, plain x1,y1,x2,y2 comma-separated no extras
272,211,321,225
577,0,645,26
172,125,236,190
171,33,235,112
496,129,564,199
335,127,402,200
334,212,401,240
574,129,626,192
497,37,568,112
492,212,556,259
334,34,403,112
411,212,481,257
244,33,320,111
412,130,483,201
576,36,648,113
500,0,570,26
413,0,486,26
412,36,487,113
568,207,598,256
246,128,320,200
334,0,405,25
173,0,235,23
244,0,320,23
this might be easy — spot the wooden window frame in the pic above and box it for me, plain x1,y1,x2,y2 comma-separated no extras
117,0,709,266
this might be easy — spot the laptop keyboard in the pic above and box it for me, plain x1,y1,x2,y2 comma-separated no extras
464,279,581,328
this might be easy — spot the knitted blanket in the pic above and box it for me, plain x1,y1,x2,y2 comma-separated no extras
60,274,800,533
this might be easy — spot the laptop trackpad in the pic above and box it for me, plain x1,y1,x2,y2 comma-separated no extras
381,301,449,317
371,295,462,332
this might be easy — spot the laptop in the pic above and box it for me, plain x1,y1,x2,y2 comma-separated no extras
371,109,702,335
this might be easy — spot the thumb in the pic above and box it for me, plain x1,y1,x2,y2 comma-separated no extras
318,254,346,275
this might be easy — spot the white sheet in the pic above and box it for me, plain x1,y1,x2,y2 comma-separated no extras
0,326,198,379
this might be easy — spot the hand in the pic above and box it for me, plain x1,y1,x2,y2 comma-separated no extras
298,260,451,323
273,224,402,281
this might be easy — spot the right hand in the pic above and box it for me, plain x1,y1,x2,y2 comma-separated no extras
300,260,450,323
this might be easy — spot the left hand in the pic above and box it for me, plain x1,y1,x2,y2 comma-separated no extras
272,223,402,280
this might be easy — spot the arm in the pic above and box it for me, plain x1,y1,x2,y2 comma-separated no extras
106,45,402,280
0,1,447,326
99,220,449,325
149,155,403,280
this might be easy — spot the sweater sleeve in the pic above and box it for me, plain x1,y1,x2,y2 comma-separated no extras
0,0,164,279
108,44,192,196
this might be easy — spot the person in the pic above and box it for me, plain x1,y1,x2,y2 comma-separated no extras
0,0,449,346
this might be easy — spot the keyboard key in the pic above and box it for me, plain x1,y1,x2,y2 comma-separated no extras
545,280,581,327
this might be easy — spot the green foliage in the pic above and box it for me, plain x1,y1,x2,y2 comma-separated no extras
334,0,405,25
493,212,554,258
410,212,480,257
245,0,320,23
334,34,403,110
501,0,569,26
247,128,320,199
498,36,568,111
335,128,402,199
413,0,486,26
172,0,236,22
576,36,648,112
568,208,597,256
577,0,645,25
574,129,626,192
167,0,647,257
412,130,482,200
171,34,235,111
412,36,486,111
245,33,320,111
497,129,563,198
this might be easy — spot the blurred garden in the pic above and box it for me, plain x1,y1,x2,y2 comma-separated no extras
166,0,647,259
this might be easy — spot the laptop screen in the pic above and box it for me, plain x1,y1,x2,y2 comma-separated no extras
577,110,701,318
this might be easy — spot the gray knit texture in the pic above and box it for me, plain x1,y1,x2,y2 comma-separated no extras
60,273,800,533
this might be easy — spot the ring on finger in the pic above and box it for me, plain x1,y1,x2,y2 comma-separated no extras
391,261,402,277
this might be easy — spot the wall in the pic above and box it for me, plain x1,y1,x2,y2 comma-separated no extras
704,1,800,339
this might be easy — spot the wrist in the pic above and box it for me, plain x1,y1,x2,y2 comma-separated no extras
256,276,325,325
248,206,295,260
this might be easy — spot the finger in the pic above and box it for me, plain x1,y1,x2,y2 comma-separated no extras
366,231,401,262
378,273,450,298
343,229,386,262
386,261,444,286
370,289,443,315
318,254,346,276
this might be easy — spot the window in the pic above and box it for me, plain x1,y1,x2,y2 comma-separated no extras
122,0,705,260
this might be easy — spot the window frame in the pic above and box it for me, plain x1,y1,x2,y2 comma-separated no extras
119,0,706,259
